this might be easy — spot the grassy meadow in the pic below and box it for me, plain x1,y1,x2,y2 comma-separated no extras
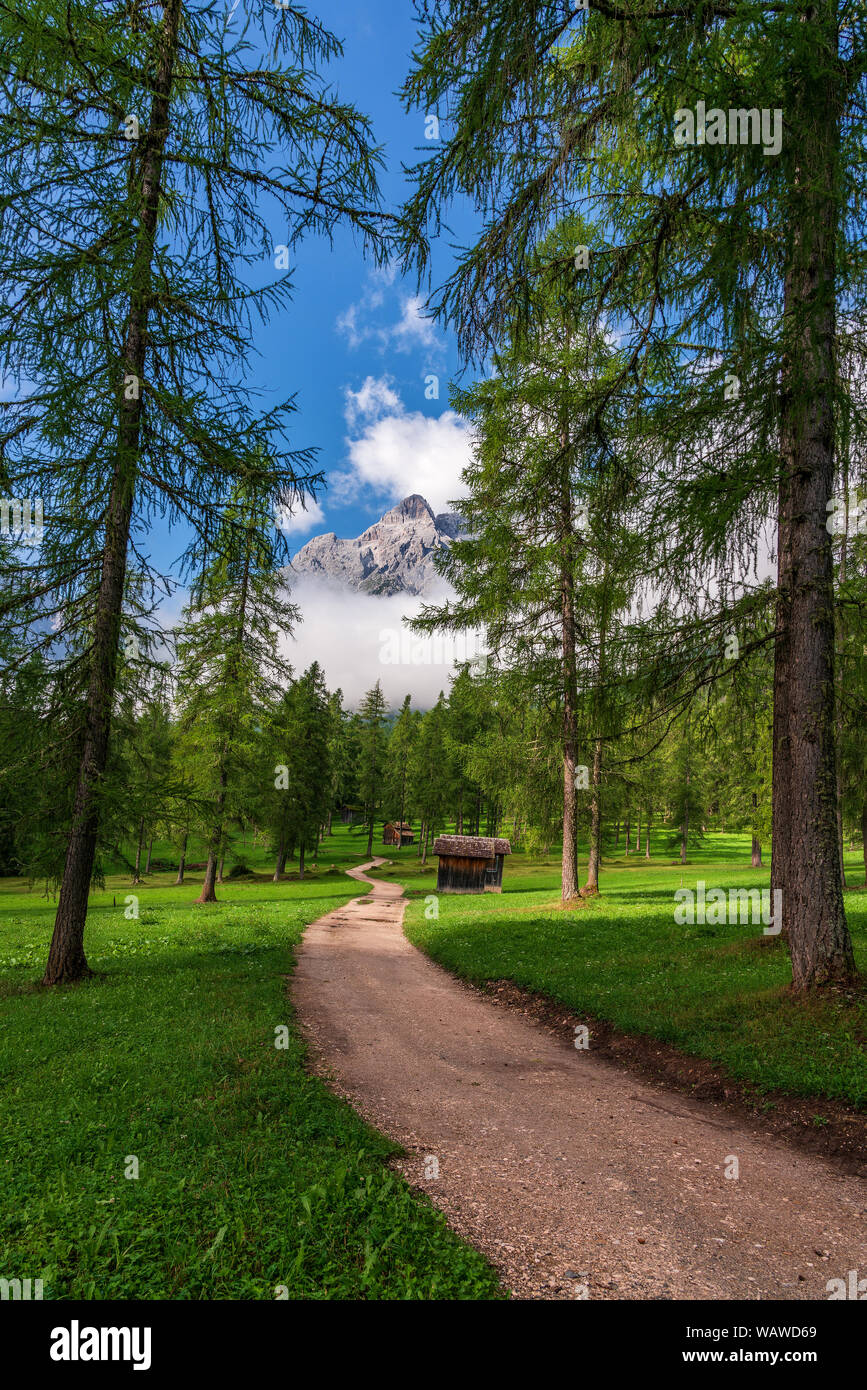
0,825,502,1300
377,832,867,1108
2,821,864,1302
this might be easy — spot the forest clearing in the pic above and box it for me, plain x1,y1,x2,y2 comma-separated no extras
1,0,865,1358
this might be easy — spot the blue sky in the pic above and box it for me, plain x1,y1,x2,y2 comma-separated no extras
140,0,482,706
234,0,475,550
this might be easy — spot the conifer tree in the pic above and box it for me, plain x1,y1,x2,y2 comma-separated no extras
400,0,865,985
175,482,297,902
357,680,389,858
0,0,392,980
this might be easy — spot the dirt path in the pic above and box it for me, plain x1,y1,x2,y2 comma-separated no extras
292,862,867,1300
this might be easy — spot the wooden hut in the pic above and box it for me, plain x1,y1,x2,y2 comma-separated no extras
383,821,414,847
432,835,511,894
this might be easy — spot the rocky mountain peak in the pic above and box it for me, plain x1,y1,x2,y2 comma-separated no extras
380,494,435,525
286,494,461,596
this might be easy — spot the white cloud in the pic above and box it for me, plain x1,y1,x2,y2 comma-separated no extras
336,270,444,360
390,295,441,354
343,374,402,428
281,575,479,709
333,397,469,522
274,497,326,537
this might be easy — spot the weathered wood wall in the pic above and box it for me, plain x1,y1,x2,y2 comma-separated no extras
436,854,489,894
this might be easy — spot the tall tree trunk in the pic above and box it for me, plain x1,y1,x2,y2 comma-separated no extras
421,823,430,866
624,812,631,858
751,792,762,868
614,818,619,846
133,817,145,885
775,36,855,987
196,482,252,904
145,834,153,874
175,832,188,886
273,832,286,883
199,848,218,902
42,0,183,985
559,438,580,905
326,809,332,836
399,765,408,843
834,473,848,887
584,738,603,894
635,808,641,854
645,806,651,860
771,463,793,943
197,760,227,903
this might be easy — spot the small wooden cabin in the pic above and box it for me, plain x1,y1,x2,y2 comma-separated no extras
383,821,414,847
433,835,511,894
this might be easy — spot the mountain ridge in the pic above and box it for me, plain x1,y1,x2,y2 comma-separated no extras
285,493,461,596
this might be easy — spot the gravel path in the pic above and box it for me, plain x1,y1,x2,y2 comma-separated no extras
292,860,867,1300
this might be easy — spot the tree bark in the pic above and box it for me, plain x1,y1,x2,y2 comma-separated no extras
199,850,218,902
559,452,580,905
42,0,183,984
771,461,792,942
834,480,848,888
175,831,188,886
133,817,145,885
197,759,227,903
145,835,153,874
751,836,762,869
273,833,286,883
775,38,855,987
583,738,603,894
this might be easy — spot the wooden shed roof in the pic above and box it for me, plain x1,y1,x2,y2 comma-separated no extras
433,835,511,858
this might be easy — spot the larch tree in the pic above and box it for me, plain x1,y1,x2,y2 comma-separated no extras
357,680,389,859
0,0,392,981
399,0,865,987
384,694,417,840
413,220,640,905
267,662,332,880
174,481,298,903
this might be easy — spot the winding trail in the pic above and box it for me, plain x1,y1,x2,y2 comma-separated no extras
292,861,867,1300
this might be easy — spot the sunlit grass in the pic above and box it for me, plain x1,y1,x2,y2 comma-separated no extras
0,827,502,1300
396,832,867,1108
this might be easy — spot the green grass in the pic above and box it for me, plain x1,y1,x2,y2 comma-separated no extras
389,832,867,1109
0,828,502,1300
